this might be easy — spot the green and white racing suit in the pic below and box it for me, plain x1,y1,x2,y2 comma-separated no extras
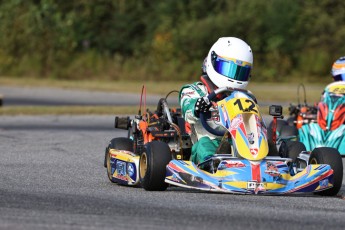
179,81,227,164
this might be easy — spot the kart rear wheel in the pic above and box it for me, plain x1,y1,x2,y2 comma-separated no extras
280,125,298,138
279,140,306,162
287,117,295,126
105,137,134,183
309,147,343,196
140,141,172,191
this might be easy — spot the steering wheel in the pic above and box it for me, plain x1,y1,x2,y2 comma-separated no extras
199,87,256,136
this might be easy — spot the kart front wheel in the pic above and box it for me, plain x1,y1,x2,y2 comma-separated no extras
104,137,134,167
105,137,134,182
309,147,343,196
279,140,306,162
140,141,172,191
105,150,115,183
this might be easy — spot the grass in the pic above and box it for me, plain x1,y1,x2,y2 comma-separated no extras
0,76,187,96
0,105,155,116
0,104,289,117
0,76,326,115
248,82,324,104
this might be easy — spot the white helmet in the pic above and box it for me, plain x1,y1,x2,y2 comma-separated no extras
331,56,345,81
205,37,253,89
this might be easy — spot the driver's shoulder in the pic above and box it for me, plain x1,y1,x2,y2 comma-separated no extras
180,81,207,98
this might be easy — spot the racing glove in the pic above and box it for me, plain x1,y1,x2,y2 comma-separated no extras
194,96,212,117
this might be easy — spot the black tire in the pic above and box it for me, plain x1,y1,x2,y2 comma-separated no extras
267,119,288,142
105,138,133,183
286,116,295,126
105,149,115,183
309,147,343,196
279,140,306,162
267,140,279,156
280,125,298,138
139,141,172,191
104,137,133,167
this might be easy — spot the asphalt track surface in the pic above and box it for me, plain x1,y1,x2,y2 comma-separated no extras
1,115,345,230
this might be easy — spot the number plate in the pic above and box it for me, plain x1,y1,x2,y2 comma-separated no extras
219,98,259,120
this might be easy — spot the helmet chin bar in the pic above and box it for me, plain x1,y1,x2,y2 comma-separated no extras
224,78,247,89
228,79,244,86
210,74,248,89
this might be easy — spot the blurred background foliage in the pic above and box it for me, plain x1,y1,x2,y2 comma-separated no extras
0,0,344,82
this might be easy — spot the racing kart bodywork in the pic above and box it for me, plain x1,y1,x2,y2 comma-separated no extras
105,86,343,196
165,157,334,194
106,146,140,186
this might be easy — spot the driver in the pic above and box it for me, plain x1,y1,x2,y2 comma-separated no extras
179,37,253,164
323,56,345,95
331,56,345,82
317,56,345,129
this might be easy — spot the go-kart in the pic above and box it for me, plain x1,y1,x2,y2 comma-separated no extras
104,86,343,196
269,83,345,156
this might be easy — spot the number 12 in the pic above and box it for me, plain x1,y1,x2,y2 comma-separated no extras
233,99,258,113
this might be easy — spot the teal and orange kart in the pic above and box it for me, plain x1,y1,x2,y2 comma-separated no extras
299,82,345,155
270,82,345,156
105,87,343,196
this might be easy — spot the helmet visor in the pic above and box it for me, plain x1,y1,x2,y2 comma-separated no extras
211,51,252,81
333,73,345,81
